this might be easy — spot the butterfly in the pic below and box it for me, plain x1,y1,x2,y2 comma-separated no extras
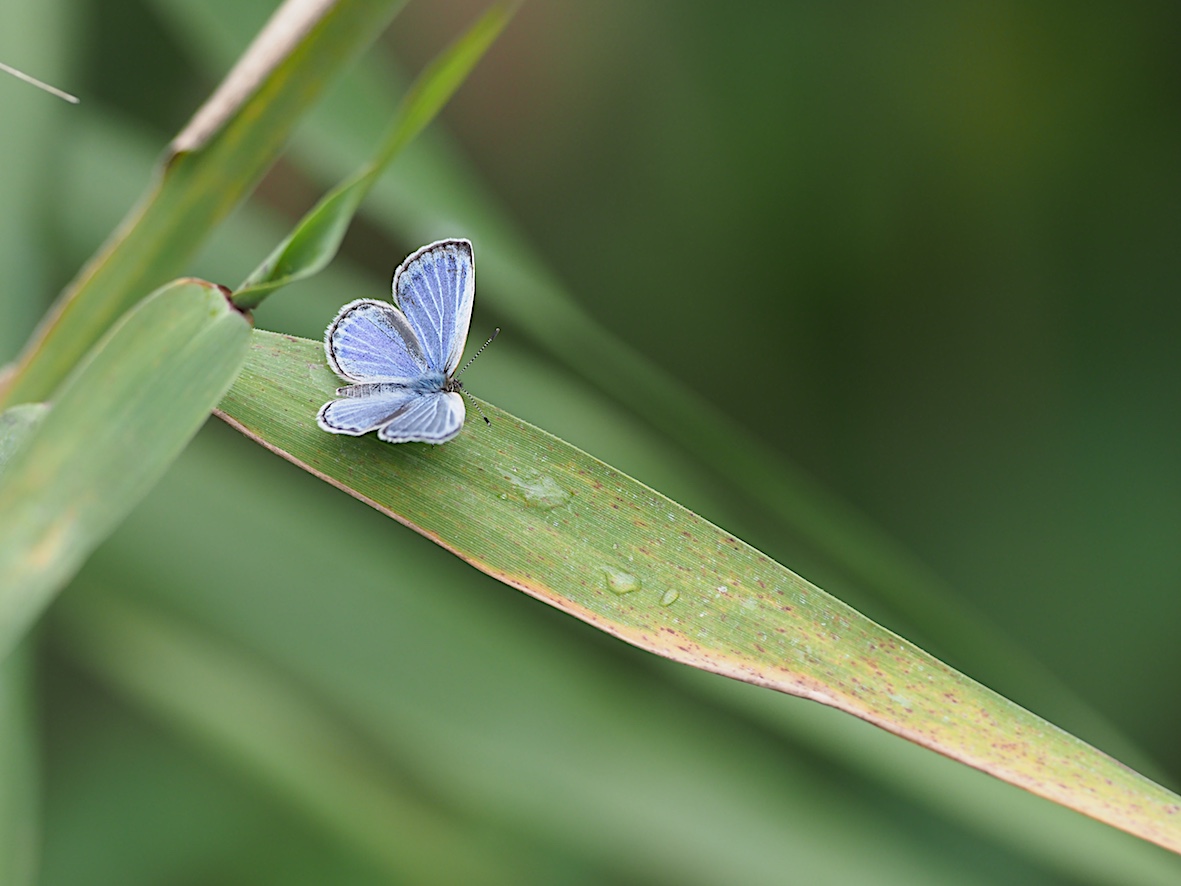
317,238,486,445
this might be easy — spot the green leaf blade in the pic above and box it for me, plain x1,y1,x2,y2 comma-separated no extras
0,280,251,657
219,329,1181,856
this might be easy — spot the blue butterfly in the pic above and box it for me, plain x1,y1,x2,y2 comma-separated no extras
317,238,480,444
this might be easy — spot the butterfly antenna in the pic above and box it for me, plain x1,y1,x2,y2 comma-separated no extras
461,388,493,426
456,328,499,426
457,327,499,378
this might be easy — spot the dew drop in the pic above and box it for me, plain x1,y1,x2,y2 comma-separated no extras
505,468,572,510
659,588,680,607
603,566,641,595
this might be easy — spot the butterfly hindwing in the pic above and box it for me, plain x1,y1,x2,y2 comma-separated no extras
376,391,465,444
316,386,421,436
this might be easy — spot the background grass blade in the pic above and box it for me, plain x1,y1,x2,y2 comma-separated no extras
54,586,526,886
0,0,404,408
233,0,518,309
0,643,38,886
0,280,250,658
218,329,1181,856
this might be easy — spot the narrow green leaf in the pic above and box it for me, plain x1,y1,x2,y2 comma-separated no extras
0,0,404,408
219,329,1181,856
232,0,518,308
0,280,250,658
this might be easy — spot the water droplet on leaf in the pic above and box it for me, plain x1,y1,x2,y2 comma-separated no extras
603,566,641,595
505,468,572,510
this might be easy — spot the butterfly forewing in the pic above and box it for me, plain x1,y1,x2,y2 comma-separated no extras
392,239,475,376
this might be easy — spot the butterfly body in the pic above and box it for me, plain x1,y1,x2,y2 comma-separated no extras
317,239,476,444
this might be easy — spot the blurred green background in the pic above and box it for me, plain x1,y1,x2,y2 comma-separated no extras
2,0,1179,882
